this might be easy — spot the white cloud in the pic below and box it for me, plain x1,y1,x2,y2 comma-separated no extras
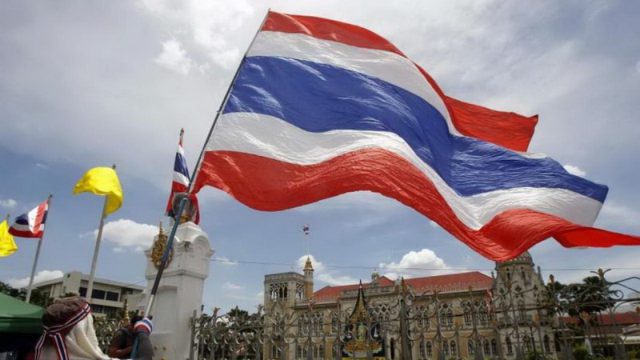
154,39,193,75
140,0,254,69
563,164,587,177
296,254,357,286
379,249,450,279
7,269,64,288
0,199,17,209
595,201,640,231
223,282,244,291
84,219,158,252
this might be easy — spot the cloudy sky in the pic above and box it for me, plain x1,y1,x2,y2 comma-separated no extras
1,0,639,312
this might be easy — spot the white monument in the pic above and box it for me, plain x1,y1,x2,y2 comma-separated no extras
142,220,214,360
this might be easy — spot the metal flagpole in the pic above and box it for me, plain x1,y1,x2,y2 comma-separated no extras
85,165,114,304
144,9,271,317
26,194,52,304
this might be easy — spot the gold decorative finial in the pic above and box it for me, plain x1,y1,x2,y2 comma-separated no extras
121,298,130,327
151,221,172,269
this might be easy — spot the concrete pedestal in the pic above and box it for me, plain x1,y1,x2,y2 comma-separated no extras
142,221,214,360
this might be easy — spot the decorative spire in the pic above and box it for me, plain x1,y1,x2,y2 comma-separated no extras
304,256,313,272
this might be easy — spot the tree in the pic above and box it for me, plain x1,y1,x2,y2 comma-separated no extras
0,280,53,307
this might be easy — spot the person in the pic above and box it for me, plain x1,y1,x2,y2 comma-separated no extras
32,296,154,360
107,316,141,358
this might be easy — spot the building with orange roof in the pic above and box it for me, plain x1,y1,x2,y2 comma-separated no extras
262,253,557,359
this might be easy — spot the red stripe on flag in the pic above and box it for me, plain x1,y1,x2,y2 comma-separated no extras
193,150,639,261
415,64,537,151
444,96,538,152
262,11,405,56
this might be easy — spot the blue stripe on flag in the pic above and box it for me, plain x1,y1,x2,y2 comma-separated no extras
174,153,189,178
223,56,608,201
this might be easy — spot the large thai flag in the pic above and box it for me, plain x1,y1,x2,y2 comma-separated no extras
192,11,639,260
9,199,49,238
166,129,200,224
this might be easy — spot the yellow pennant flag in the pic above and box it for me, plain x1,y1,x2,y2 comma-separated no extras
0,220,18,257
73,166,123,216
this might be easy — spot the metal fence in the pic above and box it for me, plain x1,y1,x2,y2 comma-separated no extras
184,269,640,360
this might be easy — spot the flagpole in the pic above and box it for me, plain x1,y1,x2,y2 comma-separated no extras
144,9,271,317
85,165,114,304
26,194,52,304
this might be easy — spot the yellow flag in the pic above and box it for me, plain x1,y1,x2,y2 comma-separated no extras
0,220,17,257
73,167,123,216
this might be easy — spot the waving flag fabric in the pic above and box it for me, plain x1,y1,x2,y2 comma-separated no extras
0,220,18,256
9,199,49,238
73,167,123,216
192,11,639,260
166,129,200,224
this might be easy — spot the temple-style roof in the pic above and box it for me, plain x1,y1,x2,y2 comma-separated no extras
313,271,492,302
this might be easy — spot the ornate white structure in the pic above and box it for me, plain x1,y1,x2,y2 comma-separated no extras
142,221,214,360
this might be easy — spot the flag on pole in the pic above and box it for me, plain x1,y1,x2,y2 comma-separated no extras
0,220,17,257
9,199,49,238
73,167,123,216
190,11,639,260
165,129,199,224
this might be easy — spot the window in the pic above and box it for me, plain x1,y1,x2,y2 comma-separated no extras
296,344,303,359
450,340,457,357
543,335,551,353
491,339,498,355
443,341,449,357
331,314,340,334
91,289,105,300
271,344,281,359
524,336,532,352
79,287,87,297
506,337,513,356
483,339,490,356
420,340,426,359
518,301,526,321
106,291,119,301
468,340,475,355
426,341,432,358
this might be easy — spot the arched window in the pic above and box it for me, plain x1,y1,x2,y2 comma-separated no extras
426,341,432,358
479,307,488,327
420,340,426,359
450,340,457,357
468,339,475,354
483,339,490,356
518,300,526,321
271,344,281,359
447,308,454,327
464,303,472,326
491,339,498,355
544,335,551,353
506,336,513,355
331,313,340,334
443,341,449,357
296,344,303,359
524,336,532,352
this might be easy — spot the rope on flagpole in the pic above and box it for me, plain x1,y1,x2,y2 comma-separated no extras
143,9,272,318
26,194,52,304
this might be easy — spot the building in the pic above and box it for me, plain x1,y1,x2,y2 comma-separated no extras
263,253,556,359
31,271,144,317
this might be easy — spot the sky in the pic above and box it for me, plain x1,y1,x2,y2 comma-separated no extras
1,0,639,313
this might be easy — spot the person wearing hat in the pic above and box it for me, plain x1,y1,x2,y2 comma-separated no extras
32,296,154,360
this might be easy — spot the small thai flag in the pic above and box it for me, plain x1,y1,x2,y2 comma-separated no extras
166,129,199,224
9,198,49,238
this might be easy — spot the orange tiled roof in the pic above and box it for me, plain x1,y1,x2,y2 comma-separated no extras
313,272,492,302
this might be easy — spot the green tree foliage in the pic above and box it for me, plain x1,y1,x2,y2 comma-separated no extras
0,280,53,307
